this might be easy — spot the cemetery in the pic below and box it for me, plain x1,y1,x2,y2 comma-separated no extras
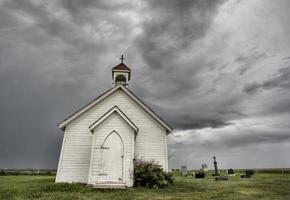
1,147,289,200
0,169,290,199
3,158,288,200
0,154,289,199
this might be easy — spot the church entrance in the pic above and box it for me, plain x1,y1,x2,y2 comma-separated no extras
100,131,124,183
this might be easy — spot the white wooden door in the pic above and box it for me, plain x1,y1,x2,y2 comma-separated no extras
100,132,124,182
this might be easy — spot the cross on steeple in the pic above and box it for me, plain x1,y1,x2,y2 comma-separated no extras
120,55,125,63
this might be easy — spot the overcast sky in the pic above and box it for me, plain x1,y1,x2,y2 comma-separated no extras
0,0,290,170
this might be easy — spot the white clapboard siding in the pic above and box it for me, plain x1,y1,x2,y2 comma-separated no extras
56,88,168,184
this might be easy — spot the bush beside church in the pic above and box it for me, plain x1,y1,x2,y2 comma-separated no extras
133,159,174,188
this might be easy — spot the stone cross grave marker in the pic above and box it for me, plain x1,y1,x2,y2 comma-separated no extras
212,156,220,176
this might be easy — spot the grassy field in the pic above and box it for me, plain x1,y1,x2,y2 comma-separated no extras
0,173,290,200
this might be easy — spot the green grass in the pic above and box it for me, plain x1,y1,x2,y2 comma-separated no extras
0,173,290,200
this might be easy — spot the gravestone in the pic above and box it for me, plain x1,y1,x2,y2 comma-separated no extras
241,170,254,178
246,170,254,176
227,168,235,176
181,166,187,176
212,156,220,176
215,176,229,181
186,172,195,177
202,164,208,172
195,171,205,179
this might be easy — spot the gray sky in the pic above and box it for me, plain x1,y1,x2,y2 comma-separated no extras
0,0,290,170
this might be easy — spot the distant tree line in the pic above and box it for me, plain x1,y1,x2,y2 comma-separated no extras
0,169,56,176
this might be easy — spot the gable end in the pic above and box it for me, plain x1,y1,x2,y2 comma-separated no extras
89,106,139,134
58,84,173,133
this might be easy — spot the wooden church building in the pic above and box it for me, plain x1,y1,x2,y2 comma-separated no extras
56,57,173,188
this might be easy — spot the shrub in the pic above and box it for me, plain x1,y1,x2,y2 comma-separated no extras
133,159,174,188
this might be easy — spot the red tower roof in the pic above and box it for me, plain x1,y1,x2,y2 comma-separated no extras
112,63,131,71
112,63,131,80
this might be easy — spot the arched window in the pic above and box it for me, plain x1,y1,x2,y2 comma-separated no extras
115,75,126,83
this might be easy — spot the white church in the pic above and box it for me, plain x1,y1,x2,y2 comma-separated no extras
56,57,173,188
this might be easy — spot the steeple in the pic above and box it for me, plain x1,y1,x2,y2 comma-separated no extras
112,55,131,86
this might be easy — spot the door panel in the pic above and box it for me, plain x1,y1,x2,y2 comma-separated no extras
100,132,123,182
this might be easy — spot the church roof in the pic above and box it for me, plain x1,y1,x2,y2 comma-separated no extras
58,84,173,134
112,63,131,71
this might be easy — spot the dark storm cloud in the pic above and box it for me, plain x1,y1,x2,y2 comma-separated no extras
129,0,252,131
282,56,290,60
1,0,290,169
137,0,226,70
152,106,240,130
174,116,231,130
221,130,290,148
243,82,260,94
234,51,267,75
170,128,290,150
244,66,290,94
59,0,134,15
0,0,126,168
142,81,247,130
4,0,104,52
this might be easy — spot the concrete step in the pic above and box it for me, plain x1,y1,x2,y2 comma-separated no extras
93,183,126,189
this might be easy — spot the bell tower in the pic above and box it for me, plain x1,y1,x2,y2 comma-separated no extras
112,55,131,86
